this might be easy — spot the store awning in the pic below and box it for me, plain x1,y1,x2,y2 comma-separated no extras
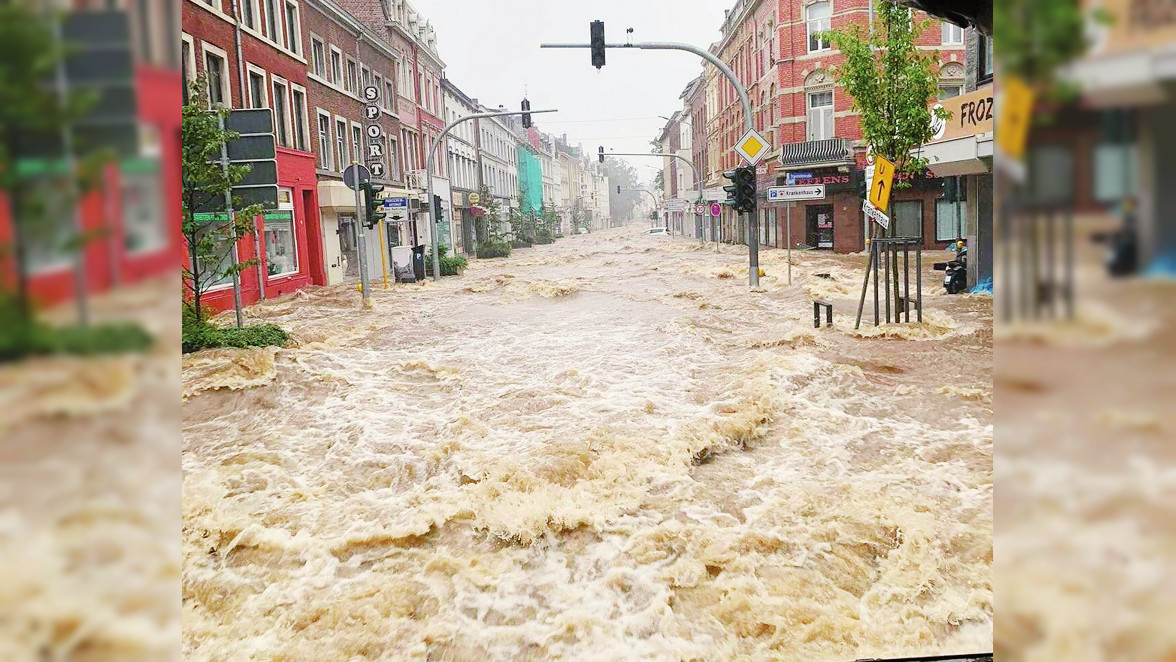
317,180,355,210
920,133,992,177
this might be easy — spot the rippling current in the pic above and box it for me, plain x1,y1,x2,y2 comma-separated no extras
182,228,993,661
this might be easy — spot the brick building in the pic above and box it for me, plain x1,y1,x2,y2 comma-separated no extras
336,0,448,249
182,0,320,310
1,0,181,309
301,0,406,287
767,0,966,252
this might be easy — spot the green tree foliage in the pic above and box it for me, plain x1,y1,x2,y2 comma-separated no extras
473,185,511,258
995,0,1110,103
0,5,113,322
181,76,265,325
603,159,642,223
826,3,949,181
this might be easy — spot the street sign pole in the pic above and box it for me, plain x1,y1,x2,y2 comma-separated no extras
218,115,244,328
423,108,557,280
543,40,758,286
787,203,792,285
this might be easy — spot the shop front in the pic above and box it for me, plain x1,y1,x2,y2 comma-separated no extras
921,83,994,286
774,169,863,253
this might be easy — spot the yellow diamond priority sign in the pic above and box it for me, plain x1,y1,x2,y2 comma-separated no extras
733,128,771,166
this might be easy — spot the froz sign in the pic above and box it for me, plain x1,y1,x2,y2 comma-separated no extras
930,84,994,143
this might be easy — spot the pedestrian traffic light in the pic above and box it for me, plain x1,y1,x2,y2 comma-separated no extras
599,146,605,163
433,194,443,220
590,21,606,69
362,181,385,228
521,98,532,129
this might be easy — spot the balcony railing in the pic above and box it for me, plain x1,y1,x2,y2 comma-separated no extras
778,138,853,168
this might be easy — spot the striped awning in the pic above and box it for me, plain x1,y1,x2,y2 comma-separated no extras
779,138,853,168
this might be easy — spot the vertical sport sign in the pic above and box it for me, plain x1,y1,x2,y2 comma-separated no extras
363,85,386,178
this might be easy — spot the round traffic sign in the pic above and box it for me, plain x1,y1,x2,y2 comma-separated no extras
343,163,371,191
710,202,722,217
694,203,706,215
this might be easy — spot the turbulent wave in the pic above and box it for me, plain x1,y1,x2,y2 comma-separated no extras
182,229,991,660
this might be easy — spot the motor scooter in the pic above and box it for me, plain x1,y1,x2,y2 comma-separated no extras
933,240,968,294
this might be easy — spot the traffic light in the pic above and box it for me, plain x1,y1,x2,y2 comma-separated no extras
722,169,738,207
433,194,443,220
599,146,605,164
521,98,532,129
724,167,755,213
362,181,385,228
590,20,606,69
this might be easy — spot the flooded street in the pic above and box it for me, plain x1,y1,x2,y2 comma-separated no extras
182,227,992,661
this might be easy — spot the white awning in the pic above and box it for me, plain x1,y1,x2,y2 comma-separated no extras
919,132,993,177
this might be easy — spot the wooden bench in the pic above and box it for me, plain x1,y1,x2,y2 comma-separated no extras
813,300,833,328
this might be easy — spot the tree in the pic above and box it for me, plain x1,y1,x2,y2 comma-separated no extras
827,2,949,189
0,5,112,325
181,76,264,325
603,158,642,224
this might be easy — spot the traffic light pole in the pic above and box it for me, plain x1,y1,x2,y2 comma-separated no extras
352,161,371,302
424,108,557,280
541,40,758,287
605,152,705,245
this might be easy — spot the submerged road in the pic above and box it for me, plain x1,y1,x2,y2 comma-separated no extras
182,227,992,661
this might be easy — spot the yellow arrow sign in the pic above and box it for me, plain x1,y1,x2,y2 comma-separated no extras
997,76,1035,161
869,155,895,211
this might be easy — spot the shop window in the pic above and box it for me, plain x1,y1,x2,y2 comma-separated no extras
265,192,298,277
936,177,967,242
1028,144,1074,206
1094,143,1137,202
893,200,924,239
122,161,167,255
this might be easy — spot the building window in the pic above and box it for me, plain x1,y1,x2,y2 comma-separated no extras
284,1,300,54
346,58,358,94
893,200,923,239
181,34,195,105
242,0,257,29
807,1,831,52
352,123,363,165
936,177,967,241
979,36,993,84
291,86,308,151
942,22,963,45
248,67,267,109
203,46,230,106
388,137,399,179
272,78,290,148
335,118,348,171
361,65,371,91
938,83,963,99
806,89,833,140
330,47,343,87
317,110,332,170
384,80,395,111
310,36,325,78
263,0,278,42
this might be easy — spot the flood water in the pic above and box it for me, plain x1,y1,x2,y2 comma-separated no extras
182,227,992,661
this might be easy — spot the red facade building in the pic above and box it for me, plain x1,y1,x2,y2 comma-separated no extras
0,2,181,310
182,0,320,311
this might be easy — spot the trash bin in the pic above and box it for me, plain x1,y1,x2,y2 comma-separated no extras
412,245,426,281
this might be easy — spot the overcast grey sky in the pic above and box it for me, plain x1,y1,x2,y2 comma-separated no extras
416,0,736,188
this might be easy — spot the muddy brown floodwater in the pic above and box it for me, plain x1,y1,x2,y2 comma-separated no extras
182,227,992,661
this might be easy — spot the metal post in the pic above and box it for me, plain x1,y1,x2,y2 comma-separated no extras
916,243,922,323
541,40,757,286
1064,210,1074,320
903,242,910,323
52,16,89,327
425,108,557,280
787,203,792,285
352,161,370,300
884,240,891,323
855,241,874,330
873,235,880,325
216,115,245,329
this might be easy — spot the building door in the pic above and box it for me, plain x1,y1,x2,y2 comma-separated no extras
338,214,359,278
807,204,834,249
462,210,476,255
